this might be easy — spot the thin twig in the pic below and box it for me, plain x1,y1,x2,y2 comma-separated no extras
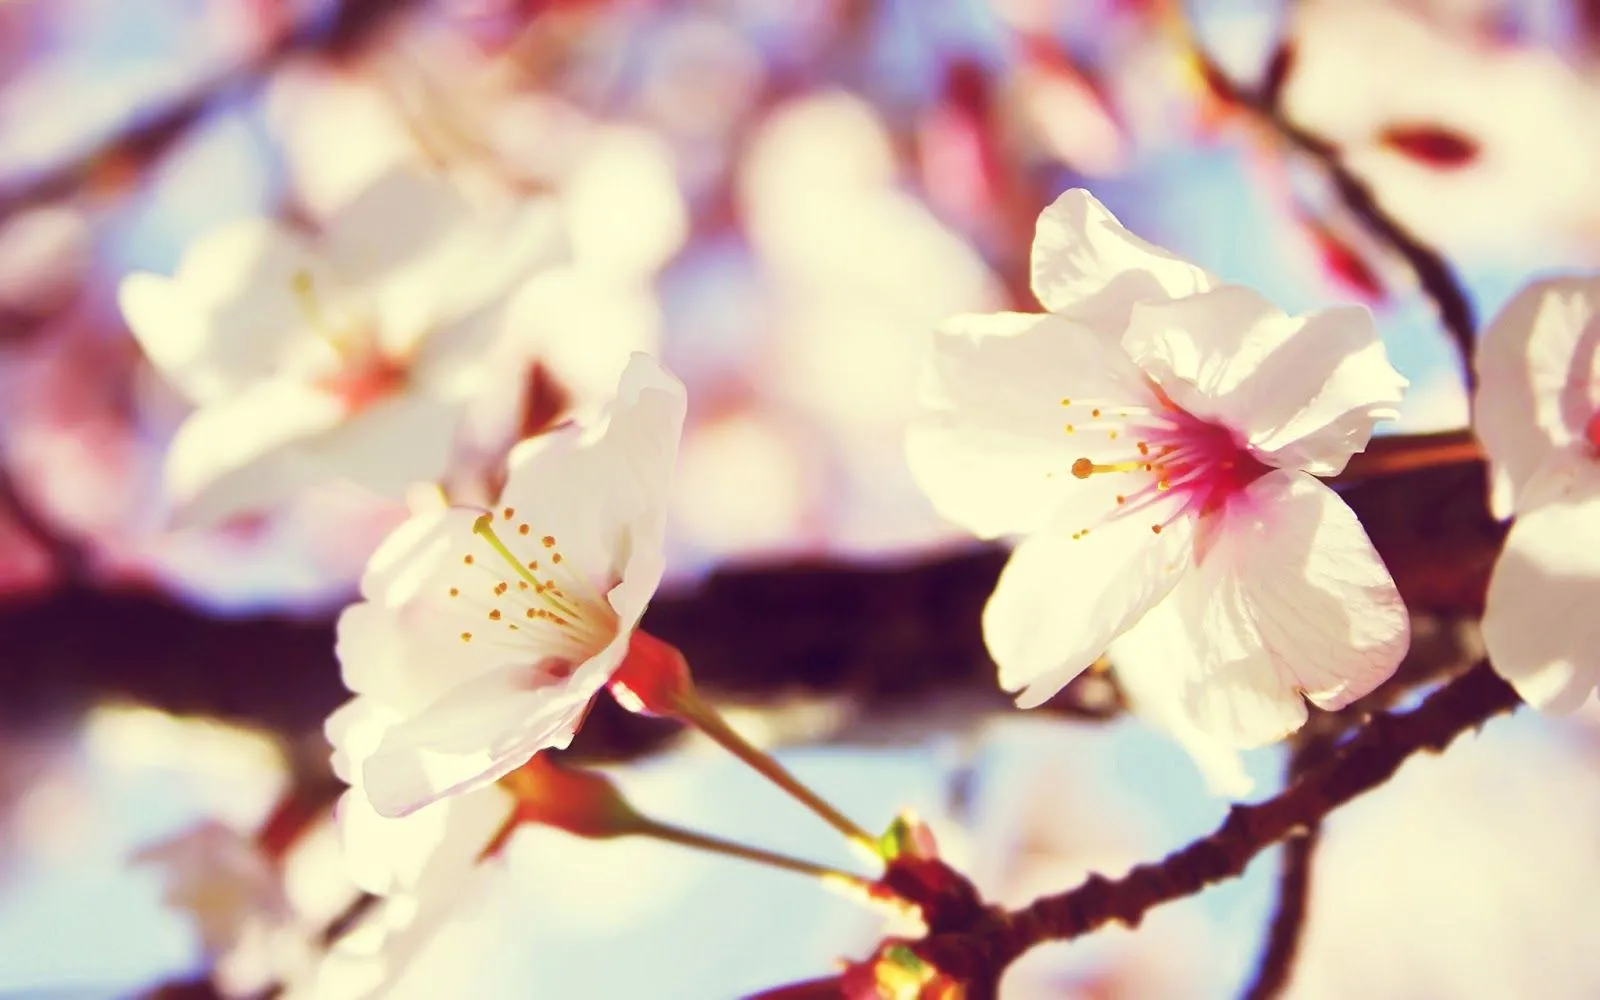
1238,730,1336,1000
1180,8,1479,391
909,661,1520,987
0,0,418,222
1242,826,1319,1000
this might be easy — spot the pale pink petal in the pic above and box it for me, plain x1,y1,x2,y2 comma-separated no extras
1473,275,1600,516
1105,602,1255,798
357,505,464,606
361,663,598,818
906,310,1153,539
167,387,457,525
1172,471,1409,745
1122,285,1405,476
497,352,685,596
1030,189,1213,324
305,391,459,500
322,168,474,293
983,505,1196,708
1483,451,1600,712
165,380,346,524
119,219,331,403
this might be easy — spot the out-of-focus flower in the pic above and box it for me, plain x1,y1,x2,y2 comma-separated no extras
328,353,685,820
1474,276,1600,711
908,189,1409,750
306,698,513,1000
1284,1,1600,266
135,821,314,998
0,205,90,337
117,166,564,524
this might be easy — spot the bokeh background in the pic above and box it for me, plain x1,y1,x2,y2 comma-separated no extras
2,0,1600,996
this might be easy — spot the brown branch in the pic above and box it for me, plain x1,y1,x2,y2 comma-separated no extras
1237,728,1336,1000
0,447,1502,744
908,661,1521,988
1186,19,1478,391
0,0,419,222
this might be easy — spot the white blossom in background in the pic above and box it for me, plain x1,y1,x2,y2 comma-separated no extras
908,189,1409,760
135,822,314,997
117,166,564,524
1474,275,1600,712
328,353,685,821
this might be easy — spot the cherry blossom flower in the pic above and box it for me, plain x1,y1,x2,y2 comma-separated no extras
907,189,1410,749
328,352,685,820
118,166,564,524
135,821,314,997
1474,275,1600,712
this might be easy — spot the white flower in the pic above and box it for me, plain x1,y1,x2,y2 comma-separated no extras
302,699,513,1000
328,352,685,820
135,821,313,997
908,189,1410,749
118,166,563,524
1474,275,1600,712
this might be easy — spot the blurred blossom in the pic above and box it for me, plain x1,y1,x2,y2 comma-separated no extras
1290,716,1600,999
327,355,684,820
0,506,55,597
0,206,91,332
742,91,1004,552
562,126,689,281
83,706,287,832
635,13,766,142
134,821,313,998
268,64,431,217
118,166,565,524
1285,1,1600,266
1473,275,1600,712
1009,43,1129,179
673,406,819,560
910,189,1409,751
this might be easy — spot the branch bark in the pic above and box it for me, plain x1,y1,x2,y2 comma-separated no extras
907,661,1521,988
1186,19,1479,390
0,0,418,222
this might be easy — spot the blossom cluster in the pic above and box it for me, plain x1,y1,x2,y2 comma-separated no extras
120,169,1598,995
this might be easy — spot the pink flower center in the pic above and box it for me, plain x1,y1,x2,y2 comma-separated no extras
1062,386,1269,536
320,353,409,413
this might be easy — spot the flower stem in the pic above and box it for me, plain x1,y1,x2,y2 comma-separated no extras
671,691,881,859
634,817,874,892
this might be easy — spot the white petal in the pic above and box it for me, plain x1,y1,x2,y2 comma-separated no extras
1172,471,1410,745
357,505,461,606
164,381,346,524
907,310,1153,539
1106,601,1256,799
361,663,597,818
119,219,330,403
1030,188,1213,324
1473,275,1600,515
300,391,460,500
498,352,685,598
983,505,1195,708
1122,285,1406,475
1483,452,1600,712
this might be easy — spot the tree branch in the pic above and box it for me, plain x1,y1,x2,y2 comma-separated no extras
908,661,1520,988
0,0,418,222
1184,15,1478,391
